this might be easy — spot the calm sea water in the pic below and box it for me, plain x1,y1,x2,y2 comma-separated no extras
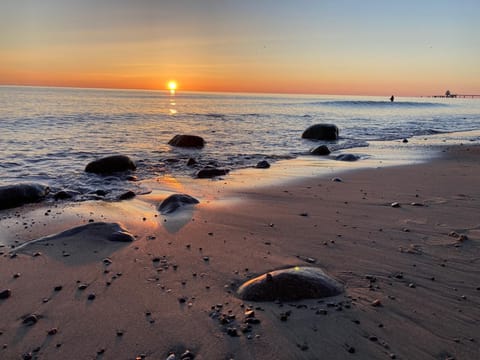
1,86,479,200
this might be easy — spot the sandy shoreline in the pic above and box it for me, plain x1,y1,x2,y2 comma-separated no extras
1,145,479,359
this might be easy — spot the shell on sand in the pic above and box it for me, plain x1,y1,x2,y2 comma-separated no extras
237,266,343,301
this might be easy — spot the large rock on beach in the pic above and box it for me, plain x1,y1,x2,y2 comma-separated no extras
168,134,205,148
310,145,331,156
196,168,230,179
237,266,343,301
0,183,50,210
11,222,134,264
302,124,339,140
85,155,136,174
158,193,199,214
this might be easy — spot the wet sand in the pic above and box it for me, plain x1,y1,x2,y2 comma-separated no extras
0,145,479,359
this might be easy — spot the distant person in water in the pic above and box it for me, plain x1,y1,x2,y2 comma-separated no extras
390,95,394,102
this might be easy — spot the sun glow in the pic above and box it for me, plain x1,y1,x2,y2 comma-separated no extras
167,80,177,94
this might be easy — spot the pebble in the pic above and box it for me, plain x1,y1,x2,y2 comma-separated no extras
47,328,58,335
391,202,400,208
166,354,176,360
87,293,96,300
0,289,11,299
371,299,382,307
346,345,356,353
226,327,239,337
180,350,195,359
23,314,39,326
54,285,63,292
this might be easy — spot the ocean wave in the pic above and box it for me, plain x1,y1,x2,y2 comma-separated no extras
309,100,449,108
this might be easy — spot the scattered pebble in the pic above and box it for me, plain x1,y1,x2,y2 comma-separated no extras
22,314,39,326
0,289,11,299
371,299,382,307
390,202,400,208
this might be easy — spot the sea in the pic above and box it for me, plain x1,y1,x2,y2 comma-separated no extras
1,86,479,201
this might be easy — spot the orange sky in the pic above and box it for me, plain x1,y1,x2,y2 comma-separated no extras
1,1,479,96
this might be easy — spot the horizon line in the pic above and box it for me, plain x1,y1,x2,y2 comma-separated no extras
0,83,434,98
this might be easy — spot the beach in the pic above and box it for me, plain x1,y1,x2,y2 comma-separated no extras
1,144,479,360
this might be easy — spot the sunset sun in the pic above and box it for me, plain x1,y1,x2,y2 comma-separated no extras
167,80,177,93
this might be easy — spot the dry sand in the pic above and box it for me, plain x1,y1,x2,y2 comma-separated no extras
1,145,479,360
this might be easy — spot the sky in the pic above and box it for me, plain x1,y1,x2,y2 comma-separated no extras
1,0,479,96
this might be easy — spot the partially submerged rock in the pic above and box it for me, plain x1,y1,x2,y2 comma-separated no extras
310,145,331,156
237,266,343,301
85,155,136,174
302,124,339,141
0,183,49,210
168,134,205,148
335,154,360,162
255,160,270,169
158,193,199,214
196,168,229,179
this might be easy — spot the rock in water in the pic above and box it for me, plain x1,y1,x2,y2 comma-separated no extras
310,145,331,156
237,266,343,301
255,160,270,169
158,194,199,214
0,183,49,210
302,124,339,140
85,155,136,174
335,154,360,162
196,168,229,179
168,134,205,148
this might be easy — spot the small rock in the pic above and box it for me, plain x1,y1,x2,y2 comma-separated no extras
391,202,400,208
48,328,58,335
226,327,239,337
23,314,39,326
310,145,330,156
87,293,96,300
118,190,136,200
255,160,270,169
371,299,382,307
54,285,63,292
346,345,356,354
180,349,195,360
0,289,11,299
332,177,343,182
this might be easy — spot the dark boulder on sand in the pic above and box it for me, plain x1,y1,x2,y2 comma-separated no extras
0,183,50,210
158,193,199,214
85,155,136,174
335,154,360,162
237,266,343,301
302,124,339,140
196,168,229,179
310,145,331,156
168,134,205,148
